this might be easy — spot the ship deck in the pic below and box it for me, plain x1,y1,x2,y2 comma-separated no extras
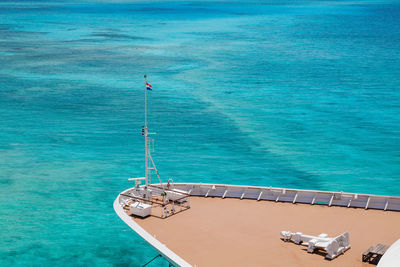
132,196,400,267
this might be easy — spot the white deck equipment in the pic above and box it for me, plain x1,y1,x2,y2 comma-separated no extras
166,189,190,203
281,231,350,260
129,202,152,218
128,177,153,202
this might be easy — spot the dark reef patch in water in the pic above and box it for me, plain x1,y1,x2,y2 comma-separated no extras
0,178,14,186
91,32,151,41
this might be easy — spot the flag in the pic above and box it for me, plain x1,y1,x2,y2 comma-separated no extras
146,82,152,90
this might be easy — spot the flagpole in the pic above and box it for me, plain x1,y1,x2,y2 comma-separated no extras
144,74,148,186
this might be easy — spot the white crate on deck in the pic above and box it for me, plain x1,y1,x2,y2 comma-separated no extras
129,202,152,218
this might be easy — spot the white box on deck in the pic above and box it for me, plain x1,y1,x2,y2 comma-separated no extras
129,202,152,217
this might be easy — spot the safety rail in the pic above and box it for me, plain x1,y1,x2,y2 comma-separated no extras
168,183,400,211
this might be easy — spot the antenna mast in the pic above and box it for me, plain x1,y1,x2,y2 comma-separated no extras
142,75,163,188
144,74,148,186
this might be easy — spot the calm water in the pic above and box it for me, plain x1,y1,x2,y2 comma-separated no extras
1,0,400,265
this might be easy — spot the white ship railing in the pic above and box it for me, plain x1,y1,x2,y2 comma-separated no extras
170,183,400,211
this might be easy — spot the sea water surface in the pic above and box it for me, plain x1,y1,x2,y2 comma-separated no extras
1,0,400,265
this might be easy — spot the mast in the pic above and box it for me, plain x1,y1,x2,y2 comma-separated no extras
142,75,162,188
144,74,148,186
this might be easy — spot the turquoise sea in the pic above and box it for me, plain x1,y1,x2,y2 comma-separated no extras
1,0,400,265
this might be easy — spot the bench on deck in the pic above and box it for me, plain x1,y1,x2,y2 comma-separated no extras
362,244,389,265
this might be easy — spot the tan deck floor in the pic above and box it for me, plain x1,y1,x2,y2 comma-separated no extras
134,197,400,267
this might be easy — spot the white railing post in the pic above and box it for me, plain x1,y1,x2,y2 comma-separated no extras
384,199,389,211
257,190,263,201
311,194,316,205
293,192,298,204
222,188,228,199
365,197,371,210
240,189,247,200
328,194,334,206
